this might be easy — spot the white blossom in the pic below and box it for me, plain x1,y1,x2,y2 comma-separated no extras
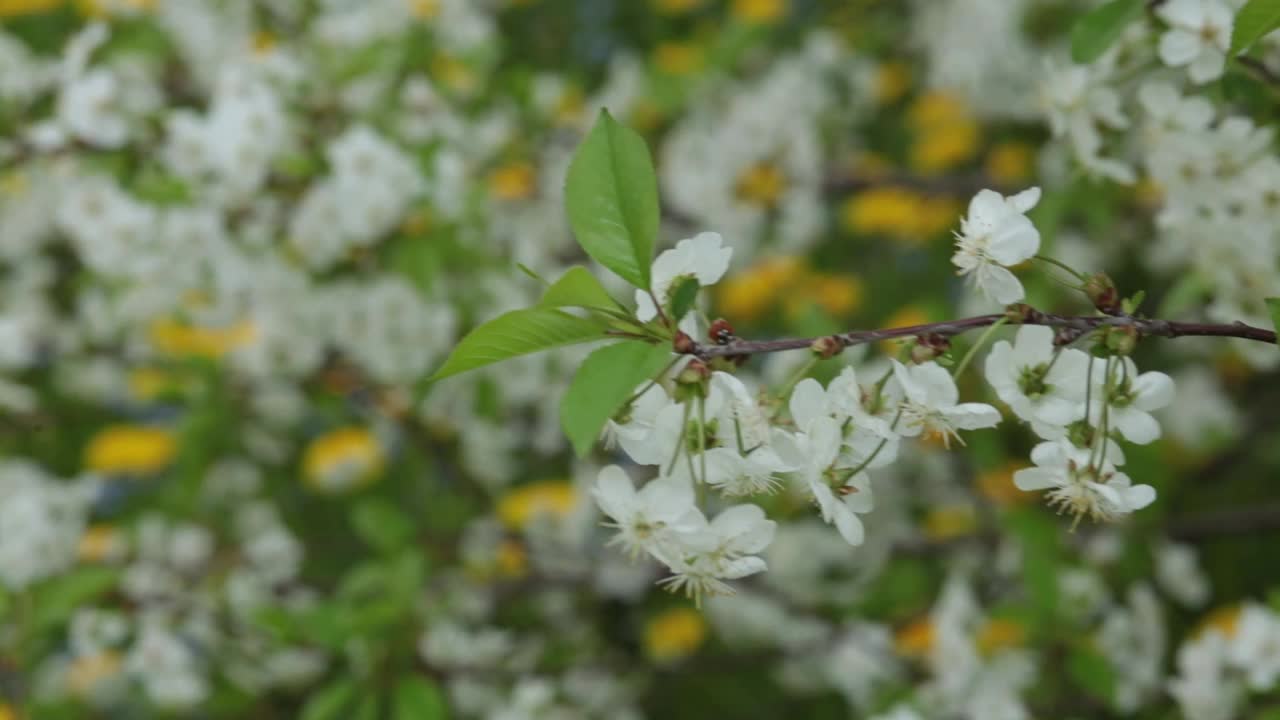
952,188,1042,304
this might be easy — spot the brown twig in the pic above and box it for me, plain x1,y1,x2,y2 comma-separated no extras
682,309,1277,359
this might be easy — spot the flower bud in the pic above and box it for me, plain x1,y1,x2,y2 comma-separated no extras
910,333,950,363
1004,304,1038,324
673,331,696,354
676,358,711,386
674,359,711,400
1084,273,1122,315
810,335,843,359
1102,325,1138,356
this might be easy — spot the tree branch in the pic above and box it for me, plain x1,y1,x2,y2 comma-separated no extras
684,308,1277,359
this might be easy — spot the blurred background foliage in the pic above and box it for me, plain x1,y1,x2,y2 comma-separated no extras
2,0,1280,719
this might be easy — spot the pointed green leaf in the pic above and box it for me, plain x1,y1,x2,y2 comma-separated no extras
538,266,624,311
667,277,701,321
1070,0,1143,63
432,308,608,381
1231,0,1280,54
560,341,674,457
302,680,357,720
1266,297,1280,344
565,110,660,290
394,676,449,720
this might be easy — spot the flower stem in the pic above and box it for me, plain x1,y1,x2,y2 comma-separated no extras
1033,254,1087,281
951,317,1008,380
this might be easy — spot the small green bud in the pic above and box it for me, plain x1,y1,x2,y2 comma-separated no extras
1084,272,1122,315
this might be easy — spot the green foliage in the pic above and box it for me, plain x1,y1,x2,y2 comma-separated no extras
564,110,660,290
667,277,701,323
394,676,450,720
1070,0,1144,64
431,308,608,380
1067,646,1117,707
538,266,625,311
351,497,416,553
1231,0,1280,54
1004,508,1063,626
301,680,357,720
31,567,121,632
560,341,674,457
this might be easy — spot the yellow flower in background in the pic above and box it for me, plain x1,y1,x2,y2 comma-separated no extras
843,188,957,243
977,618,1025,656
432,54,477,95
302,427,385,494
74,0,154,17
495,539,528,578
977,462,1034,507
410,0,440,19
735,161,787,209
496,480,578,530
807,273,863,317
0,170,27,197
784,272,864,320
717,257,804,321
732,0,786,24
874,61,911,106
0,0,61,18
127,367,183,401
1197,605,1241,639
85,425,177,475
1134,176,1165,209
879,305,934,354
66,651,123,696
907,91,979,175
843,187,920,236
894,617,934,658
400,208,434,236
251,31,277,55
0,702,17,720
985,142,1035,186
653,0,703,13
630,99,666,133
654,42,704,76
148,318,255,359
487,162,537,201
922,503,978,540
78,524,127,562
644,607,707,662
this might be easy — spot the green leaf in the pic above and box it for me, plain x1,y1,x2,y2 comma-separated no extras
538,266,623,311
1267,298,1280,344
32,567,120,631
394,676,449,720
667,277,701,322
353,696,380,720
351,498,415,552
1231,0,1280,54
1004,508,1062,625
301,680,357,720
560,341,674,457
431,308,608,381
564,110,660,289
1070,0,1143,64
1067,647,1116,705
